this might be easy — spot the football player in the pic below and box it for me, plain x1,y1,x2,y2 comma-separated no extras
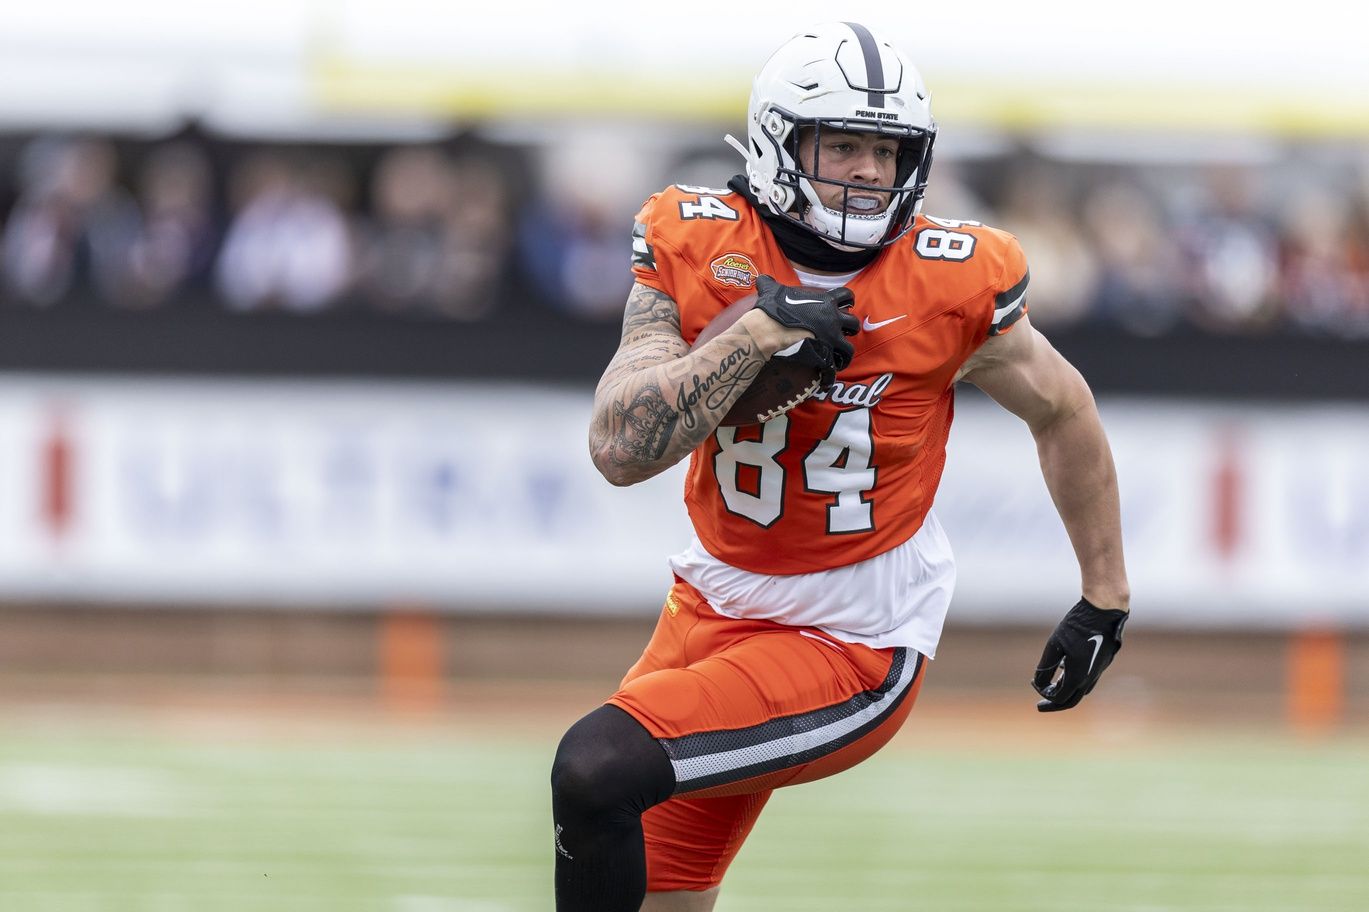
552,21,1130,912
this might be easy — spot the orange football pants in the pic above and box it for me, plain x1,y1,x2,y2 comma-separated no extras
607,577,925,892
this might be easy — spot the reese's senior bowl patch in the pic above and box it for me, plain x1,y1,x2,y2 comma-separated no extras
710,253,757,288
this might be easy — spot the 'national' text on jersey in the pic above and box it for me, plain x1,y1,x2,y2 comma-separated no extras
809,372,894,408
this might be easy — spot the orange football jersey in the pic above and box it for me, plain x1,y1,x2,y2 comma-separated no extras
631,184,1028,575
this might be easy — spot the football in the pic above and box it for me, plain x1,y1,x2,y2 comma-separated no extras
691,292,823,426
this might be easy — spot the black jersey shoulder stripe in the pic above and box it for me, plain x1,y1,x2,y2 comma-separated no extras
631,220,655,271
989,269,1029,336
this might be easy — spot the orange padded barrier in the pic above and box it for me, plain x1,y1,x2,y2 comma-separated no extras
379,608,444,714
1287,628,1344,736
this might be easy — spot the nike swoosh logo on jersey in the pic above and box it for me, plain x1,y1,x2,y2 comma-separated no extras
1086,634,1104,674
785,295,824,306
863,314,907,331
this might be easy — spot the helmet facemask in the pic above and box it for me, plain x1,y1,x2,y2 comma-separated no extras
764,110,935,250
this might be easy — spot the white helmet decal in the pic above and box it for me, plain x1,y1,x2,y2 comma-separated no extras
726,22,937,250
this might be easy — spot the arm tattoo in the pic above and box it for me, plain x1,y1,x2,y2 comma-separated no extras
622,285,682,335
607,383,679,465
591,283,772,481
614,344,682,375
598,285,687,394
675,342,761,431
605,339,765,470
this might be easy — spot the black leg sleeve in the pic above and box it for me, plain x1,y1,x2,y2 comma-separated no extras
550,704,676,912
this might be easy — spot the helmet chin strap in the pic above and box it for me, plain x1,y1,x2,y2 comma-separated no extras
802,199,893,249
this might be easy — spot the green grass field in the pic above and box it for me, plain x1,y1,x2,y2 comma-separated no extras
1,718,1367,911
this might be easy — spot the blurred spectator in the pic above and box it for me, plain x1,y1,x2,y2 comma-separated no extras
995,162,1099,329
356,145,513,321
358,146,452,314
518,129,653,320
118,140,218,310
1278,183,1369,337
664,151,742,194
1349,170,1369,331
214,151,354,313
1175,166,1281,333
436,152,515,320
1,138,76,306
1080,179,1184,335
921,159,995,224
1,137,138,307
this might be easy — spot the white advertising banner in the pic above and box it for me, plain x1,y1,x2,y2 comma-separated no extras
0,377,691,612
940,399,1369,626
0,375,1366,627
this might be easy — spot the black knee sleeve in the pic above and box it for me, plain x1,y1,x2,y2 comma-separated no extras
552,704,675,821
550,704,675,912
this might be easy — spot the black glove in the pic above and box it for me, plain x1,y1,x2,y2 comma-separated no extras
1031,598,1128,712
752,275,859,388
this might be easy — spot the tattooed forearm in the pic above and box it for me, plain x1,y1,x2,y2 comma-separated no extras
605,340,685,380
590,283,776,485
675,343,762,431
606,383,679,466
593,336,770,484
621,285,681,335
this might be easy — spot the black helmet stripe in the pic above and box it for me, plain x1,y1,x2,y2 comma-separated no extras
843,21,885,108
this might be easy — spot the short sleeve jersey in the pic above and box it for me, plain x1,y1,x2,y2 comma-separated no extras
631,184,1029,576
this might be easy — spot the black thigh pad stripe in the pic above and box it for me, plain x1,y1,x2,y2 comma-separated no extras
662,649,921,793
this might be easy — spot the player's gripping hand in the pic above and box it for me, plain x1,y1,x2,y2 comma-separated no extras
1032,598,1128,712
752,275,859,387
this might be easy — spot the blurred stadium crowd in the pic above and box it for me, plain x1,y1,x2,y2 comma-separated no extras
1,128,1367,337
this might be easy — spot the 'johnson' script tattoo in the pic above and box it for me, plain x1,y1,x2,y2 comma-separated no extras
591,282,778,484
675,343,762,430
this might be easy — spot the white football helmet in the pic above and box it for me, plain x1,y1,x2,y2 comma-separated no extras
726,22,937,249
